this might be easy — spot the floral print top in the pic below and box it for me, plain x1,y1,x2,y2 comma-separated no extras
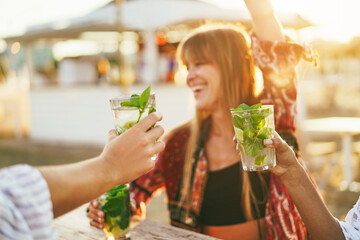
130,34,316,239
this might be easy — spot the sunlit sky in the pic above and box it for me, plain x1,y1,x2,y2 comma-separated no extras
205,0,360,43
0,0,112,38
0,0,359,43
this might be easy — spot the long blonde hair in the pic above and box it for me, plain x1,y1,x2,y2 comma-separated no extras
177,23,267,221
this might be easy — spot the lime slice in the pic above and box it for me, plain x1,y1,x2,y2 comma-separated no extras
254,155,266,166
110,225,128,237
110,216,121,226
123,121,137,130
234,127,243,143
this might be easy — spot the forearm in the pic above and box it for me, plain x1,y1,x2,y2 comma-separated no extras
281,166,345,240
244,0,284,41
39,157,115,218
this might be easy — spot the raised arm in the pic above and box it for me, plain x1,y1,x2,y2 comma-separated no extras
244,0,284,41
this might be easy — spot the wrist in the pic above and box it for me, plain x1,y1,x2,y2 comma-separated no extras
279,164,307,187
92,155,120,191
244,0,274,17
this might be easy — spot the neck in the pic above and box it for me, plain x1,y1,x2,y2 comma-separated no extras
209,108,235,137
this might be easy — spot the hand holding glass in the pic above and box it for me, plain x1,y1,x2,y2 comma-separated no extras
98,86,156,239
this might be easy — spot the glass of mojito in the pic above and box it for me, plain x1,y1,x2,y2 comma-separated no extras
109,86,156,160
231,103,276,171
109,89,156,136
100,86,155,239
97,185,131,240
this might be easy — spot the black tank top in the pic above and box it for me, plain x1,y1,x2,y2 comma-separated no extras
199,162,270,226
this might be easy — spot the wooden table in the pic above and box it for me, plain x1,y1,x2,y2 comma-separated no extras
53,205,219,240
299,117,360,188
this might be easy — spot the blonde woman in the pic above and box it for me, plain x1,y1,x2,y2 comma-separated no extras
88,0,316,239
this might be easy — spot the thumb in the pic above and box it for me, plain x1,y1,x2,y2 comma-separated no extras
272,137,288,151
265,137,292,154
107,129,118,142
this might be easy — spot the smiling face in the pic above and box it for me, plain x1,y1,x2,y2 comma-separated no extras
185,57,222,112
178,25,256,114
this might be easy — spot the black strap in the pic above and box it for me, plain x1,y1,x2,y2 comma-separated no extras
257,218,263,240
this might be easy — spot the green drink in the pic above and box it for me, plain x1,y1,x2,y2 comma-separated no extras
231,103,276,171
109,85,156,136
110,93,156,135
97,185,131,239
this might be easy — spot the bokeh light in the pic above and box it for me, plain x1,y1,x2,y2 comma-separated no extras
10,42,21,55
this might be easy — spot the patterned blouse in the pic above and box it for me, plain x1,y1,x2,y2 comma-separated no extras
130,34,315,239
338,196,360,239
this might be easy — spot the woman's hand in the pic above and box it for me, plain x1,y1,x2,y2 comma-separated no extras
264,134,346,240
264,132,302,179
87,200,105,229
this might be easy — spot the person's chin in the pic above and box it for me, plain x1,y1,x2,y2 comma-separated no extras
195,102,206,111
195,102,211,112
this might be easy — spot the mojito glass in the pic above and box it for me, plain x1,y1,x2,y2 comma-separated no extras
231,105,276,171
97,185,131,239
109,93,156,136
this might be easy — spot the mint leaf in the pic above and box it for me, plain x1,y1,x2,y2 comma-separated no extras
257,127,273,140
139,85,151,109
243,135,264,157
232,115,244,129
243,128,255,139
101,198,123,217
250,103,262,109
130,94,140,107
231,103,251,111
119,86,155,123
237,103,251,110
251,113,265,130
148,106,156,114
255,155,266,166
231,103,263,112
120,101,138,107
232,103,273,162
260,108,271,118
120,94,140,108
101,185,131,230
107,185,126,196
119,194,130,229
